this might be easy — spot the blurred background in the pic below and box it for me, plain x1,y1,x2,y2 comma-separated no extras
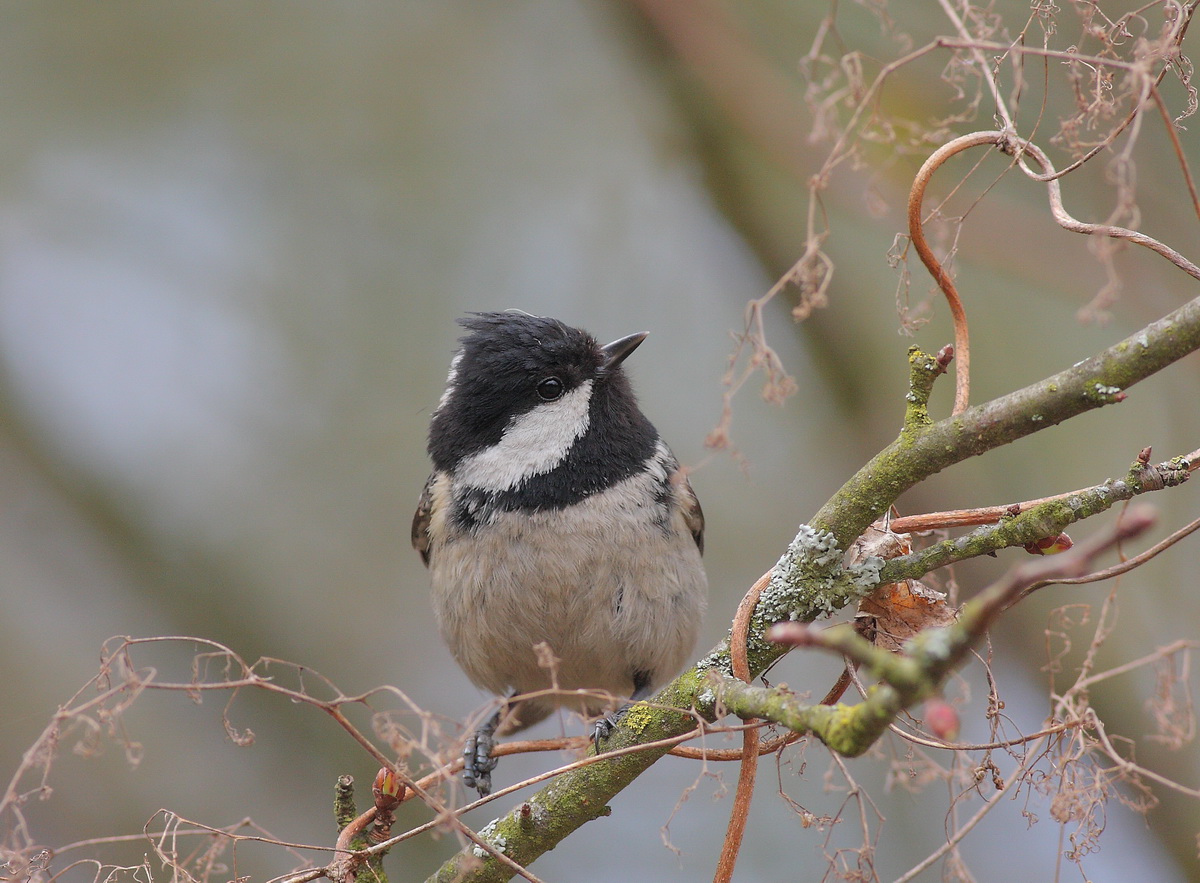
1,2,1198,881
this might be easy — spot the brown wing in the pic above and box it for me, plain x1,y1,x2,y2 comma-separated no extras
412,477,434,567
671,468,705,555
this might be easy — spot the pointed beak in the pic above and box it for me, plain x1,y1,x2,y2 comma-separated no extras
599,331,648,373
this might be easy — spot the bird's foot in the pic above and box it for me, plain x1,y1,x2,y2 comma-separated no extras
463,709,502,797
592,702,631,754
594,675,654,753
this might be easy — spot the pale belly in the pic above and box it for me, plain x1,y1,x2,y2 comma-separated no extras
430,486,706,729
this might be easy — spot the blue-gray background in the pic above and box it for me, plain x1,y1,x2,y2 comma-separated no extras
2,3,1197,881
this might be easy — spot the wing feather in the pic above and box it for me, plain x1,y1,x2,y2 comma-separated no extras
412,477,434,567
671,468,705,555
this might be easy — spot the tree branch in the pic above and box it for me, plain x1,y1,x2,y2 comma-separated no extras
878,453,1191,585
716,507,1158,757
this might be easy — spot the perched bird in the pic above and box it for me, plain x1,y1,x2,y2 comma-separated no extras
413,312,707,796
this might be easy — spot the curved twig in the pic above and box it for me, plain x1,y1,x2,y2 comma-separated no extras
711,571,770,882
908,120,1200,418
1014,135,1200,280
907,132,1003,414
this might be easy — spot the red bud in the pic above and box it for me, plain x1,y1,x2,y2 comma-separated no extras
373,767,406,810
924,699,960,742
1024,532,1073,555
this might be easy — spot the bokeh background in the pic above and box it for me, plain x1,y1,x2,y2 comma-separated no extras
2,3,1198,881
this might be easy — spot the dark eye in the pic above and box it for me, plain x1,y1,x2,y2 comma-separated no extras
537,377,564,401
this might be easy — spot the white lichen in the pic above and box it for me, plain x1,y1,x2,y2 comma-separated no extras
847,556,884,589
757,525,883,627
471,819,508,858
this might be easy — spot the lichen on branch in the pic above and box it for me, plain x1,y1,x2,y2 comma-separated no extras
713,507,1158,758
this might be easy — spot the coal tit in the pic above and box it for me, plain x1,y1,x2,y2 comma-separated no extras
413,312,707,796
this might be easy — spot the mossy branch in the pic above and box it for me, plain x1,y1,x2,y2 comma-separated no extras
813,295,1200,549
330,776,390,883
428,673,716,883
715,507,1158,757
878,453,1192,584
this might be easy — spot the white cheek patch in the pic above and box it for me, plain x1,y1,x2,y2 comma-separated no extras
434,351,464,416
455,380,594,492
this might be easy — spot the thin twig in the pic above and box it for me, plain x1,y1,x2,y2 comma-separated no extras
894,734,1049,882
712,571,770,883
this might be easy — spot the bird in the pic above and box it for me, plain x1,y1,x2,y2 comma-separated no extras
412,312,707,796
